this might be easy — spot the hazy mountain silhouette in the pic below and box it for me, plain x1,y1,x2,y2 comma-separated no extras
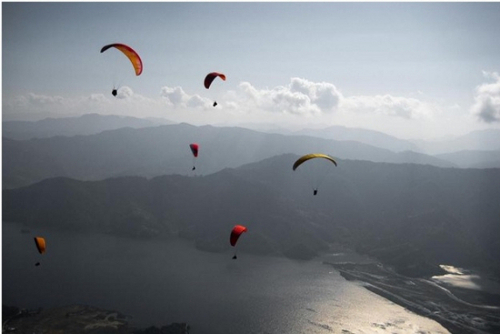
294,125,419,152
436,150,500,169
411,129,500,155
5,113,499,159
2,113,174,140
276,126,500,167
271,125,500,157
4,154,499,278
3,123,455,189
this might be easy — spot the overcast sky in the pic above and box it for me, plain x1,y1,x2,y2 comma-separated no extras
3,2,500,139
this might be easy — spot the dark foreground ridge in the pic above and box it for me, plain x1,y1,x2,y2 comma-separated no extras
327,262,500,334
2,305,190,334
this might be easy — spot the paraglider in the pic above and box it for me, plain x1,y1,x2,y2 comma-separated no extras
204,72,226,89
204,72,226,107
100,43,143,97
34,237,46,254
230,225,247,259
34,237,46,266
293,154,338,196
189,143,199,170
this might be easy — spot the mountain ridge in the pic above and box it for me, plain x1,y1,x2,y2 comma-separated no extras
4,154,499,278
2,123,456,189
2,113,174,140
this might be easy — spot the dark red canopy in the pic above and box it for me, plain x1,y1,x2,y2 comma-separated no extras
230,225,247,247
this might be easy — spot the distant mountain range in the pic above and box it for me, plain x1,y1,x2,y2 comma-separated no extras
3,120,458,189
4,154,500,278
3,114,499,280
293,125,420,153
293,126,500,168
2,113,174,140
4,114,499,172
411,129,500,155
239,122,500,154
436,150,500,169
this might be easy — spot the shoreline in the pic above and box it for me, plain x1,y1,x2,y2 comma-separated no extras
2,304,190,334
327,262,500,334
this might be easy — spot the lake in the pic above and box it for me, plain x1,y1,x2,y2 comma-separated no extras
3,221,449,333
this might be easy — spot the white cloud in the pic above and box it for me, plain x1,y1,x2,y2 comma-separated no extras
4,93,81,119
290,78,341,111
116,86,134,99
3,79,438,124
6,77,491,140
340,94,436,120
160,86,186,105
235,78,342,116
232,78,438,122
88,93,109,103
2,88,167,121
160,86,211,109
471,71,500,123
186,95,207,108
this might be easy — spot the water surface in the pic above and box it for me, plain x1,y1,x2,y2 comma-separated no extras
3,222,449,333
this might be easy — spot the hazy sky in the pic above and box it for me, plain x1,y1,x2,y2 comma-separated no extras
3,2,500,139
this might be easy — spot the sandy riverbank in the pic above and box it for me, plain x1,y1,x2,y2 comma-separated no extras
326,262,500,334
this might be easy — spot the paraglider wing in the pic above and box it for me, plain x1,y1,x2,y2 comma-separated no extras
292,153,337,171
34,237,46,254
204,72,226,89
230,225,247,247
189,143,199,158
100,43,143,76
